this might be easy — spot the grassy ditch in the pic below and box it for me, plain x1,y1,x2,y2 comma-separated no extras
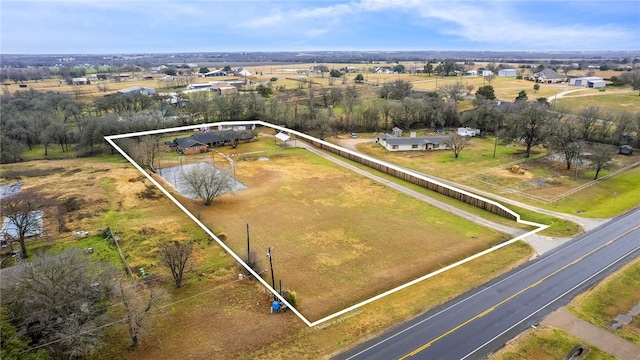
491,328,616,360
568,258,640,345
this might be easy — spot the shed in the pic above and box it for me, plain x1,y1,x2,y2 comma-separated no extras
275,132,292,147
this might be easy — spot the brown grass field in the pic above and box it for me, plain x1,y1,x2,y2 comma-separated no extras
156,144,509,322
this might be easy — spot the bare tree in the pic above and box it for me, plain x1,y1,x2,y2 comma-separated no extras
589,144,614,180
1,248,116,358
129,136,161,170
438,82,465,102
546,118,581,170
116,277,167,349
445,132,471,159
577,107,601,142
96,83,109,93
484,74,495,85
160,241,193,288
1,190,46,259
179,163,235,205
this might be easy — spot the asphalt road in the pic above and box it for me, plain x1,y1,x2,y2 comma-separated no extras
335,207,640,360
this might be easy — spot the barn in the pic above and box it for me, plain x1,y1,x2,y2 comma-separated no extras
570,76,605,88
498,69,517,77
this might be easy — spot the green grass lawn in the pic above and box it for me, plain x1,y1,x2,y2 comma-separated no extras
568,258,640,345
556,89,640,115
539,167,640,218
353,136,639,219
20,144,78,160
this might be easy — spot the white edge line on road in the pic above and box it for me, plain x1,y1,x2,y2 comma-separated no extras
460,241,640,360
105,120,548,329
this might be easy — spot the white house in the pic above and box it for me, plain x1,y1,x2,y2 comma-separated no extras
480,70,494,77
457,127,481,137
72,77,89,85
498,69,517,77
376,134,450,152
570,76,605,88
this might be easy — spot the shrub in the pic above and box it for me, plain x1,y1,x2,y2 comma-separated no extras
284,290,298,307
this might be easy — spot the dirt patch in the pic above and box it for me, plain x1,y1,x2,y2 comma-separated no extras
124,280,303,360
0,167,66,180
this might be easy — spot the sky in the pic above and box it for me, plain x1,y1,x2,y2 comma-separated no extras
1,0,639,54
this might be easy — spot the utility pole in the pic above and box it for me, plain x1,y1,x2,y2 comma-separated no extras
574,147,580,181
267,246,276,300
246,223,250,265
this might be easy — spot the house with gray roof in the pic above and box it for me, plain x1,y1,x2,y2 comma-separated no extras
376,133,450,152
173,138,207,155
530,68,565,83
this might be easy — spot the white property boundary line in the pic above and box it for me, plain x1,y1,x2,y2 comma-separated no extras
105,121,548,328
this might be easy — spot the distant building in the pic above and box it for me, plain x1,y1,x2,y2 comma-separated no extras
479,70,494,77
117,86,156,95
569,76,605,88
531,68,564,83
498,69,517,77
457,127,481,137
203,70,228,77
234,68,252,76
212,85,238,96
72,77,89,85
376,133,450,152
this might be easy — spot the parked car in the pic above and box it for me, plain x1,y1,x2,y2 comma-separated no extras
350,133,358,138
617,145,633,155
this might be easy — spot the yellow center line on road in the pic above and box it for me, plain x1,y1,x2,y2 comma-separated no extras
399,225,640,359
